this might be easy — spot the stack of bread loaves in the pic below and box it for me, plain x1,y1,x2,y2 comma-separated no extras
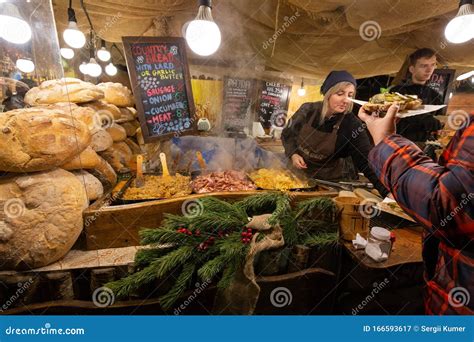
0,78,137,270
87,82,142,173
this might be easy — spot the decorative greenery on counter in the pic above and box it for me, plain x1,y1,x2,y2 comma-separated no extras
107,192,339,310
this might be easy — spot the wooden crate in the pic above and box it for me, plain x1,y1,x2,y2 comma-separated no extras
83,189,338,251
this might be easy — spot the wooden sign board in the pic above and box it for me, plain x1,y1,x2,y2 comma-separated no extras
426,68,455,105
256,81,291,129
122,37,197,143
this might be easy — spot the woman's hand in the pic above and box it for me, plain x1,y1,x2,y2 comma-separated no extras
291,153,307,169
358,103,399,145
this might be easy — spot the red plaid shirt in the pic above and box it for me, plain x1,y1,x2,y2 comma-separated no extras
368,114,474,315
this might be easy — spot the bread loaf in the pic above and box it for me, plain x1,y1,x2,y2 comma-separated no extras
124,138,142,154
25,78,104,105
0,108,91,172
37,102,99,133
120,120,140,137
106,123,127,142
116,107,136,123
0,168,88,270
97,82,134,107
90,129,114,152
73,170,104,201
99,142,133,174
81,100,122,120
61,147,117,187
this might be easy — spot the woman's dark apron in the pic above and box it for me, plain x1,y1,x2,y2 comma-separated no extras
295,110,350,181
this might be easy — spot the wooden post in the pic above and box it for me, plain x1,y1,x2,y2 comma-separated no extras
44,272,75,300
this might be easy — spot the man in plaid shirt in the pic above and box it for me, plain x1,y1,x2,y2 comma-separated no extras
359,105,473,315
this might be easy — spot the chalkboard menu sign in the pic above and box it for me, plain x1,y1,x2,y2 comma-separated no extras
222,77,256,133
256,81,290,129
426,69,455,106
122,37,196,142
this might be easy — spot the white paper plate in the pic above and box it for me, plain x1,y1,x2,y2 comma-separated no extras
349,98,446,118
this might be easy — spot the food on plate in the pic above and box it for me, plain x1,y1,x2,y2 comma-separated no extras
192,171,256,193
362,92,423,115
123,174,191,200
249,168,308,190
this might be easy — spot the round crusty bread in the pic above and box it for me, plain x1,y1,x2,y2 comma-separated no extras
115,107,136,123
61,147,118,188
97,82,134,107
90,129,114,152
81,100,122,120
0,108,91,172
120,120,140,137
0,168,88,270
36,102,100,134
106,123,127,142
25,78,104,105
73,170,104,201
124,138,142,154
99,142,133,174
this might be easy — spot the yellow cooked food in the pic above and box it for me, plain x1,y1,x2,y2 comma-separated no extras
249,169,308,190
123,174,191,200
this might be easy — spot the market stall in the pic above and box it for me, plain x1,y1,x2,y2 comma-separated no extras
0,0,472,316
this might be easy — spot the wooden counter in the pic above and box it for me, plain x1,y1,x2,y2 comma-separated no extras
342,227,422,269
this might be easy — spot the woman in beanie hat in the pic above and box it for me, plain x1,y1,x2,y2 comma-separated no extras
281,70,388,197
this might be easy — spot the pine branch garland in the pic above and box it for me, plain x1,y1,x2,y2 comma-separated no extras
134,247,173,268
295,197,337,220
304,232,338,247
139,227,191,246
154,245,195,279
159,262,196,310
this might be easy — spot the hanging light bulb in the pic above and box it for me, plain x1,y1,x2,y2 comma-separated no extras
60,47,75,60
86,57,102,77
105,62,117,76
16,58,35,73
63,2,86,48
445,0,474,44
97,39,111,62
79,61,89,75
185,0,221,56
297,78,306,96
456,70,474,81
449,92,454,99
471,76,474,84
0,3,32,44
